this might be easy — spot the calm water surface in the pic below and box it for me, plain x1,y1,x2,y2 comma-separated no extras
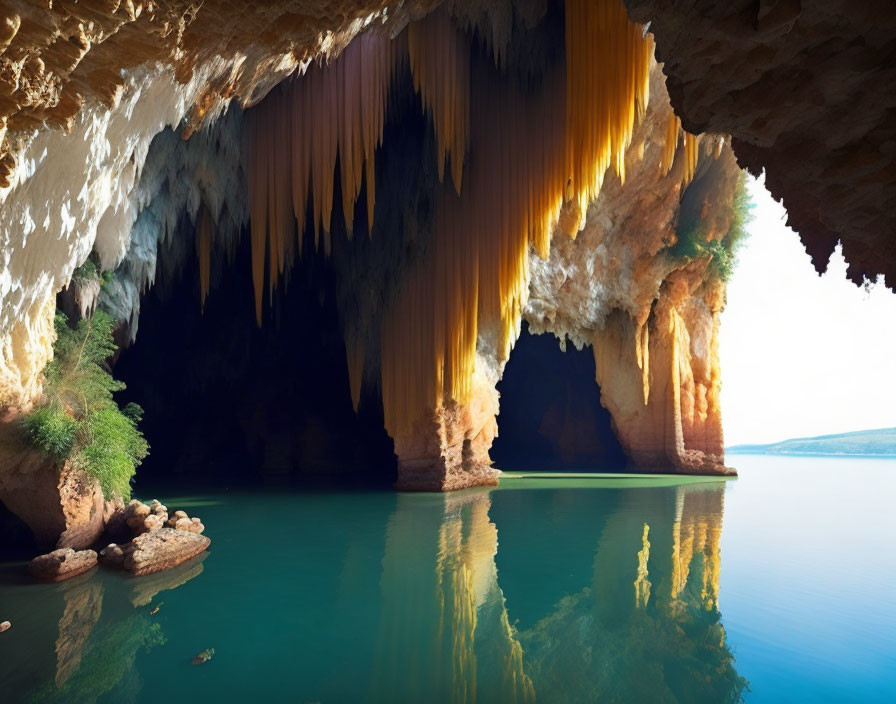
0,456,894,702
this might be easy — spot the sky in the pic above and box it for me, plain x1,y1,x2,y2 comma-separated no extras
719,175,896,446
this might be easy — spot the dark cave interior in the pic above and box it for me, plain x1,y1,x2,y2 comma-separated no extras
492,323,626,472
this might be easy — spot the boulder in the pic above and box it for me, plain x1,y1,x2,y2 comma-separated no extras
99,543,125,568
28,548,97,582
122,528,211,577
166,510,188,528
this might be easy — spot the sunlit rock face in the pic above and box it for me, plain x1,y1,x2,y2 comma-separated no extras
623,0,896,285
525,68,740,473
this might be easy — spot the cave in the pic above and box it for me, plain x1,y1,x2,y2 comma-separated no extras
0,1,894,698
113,234,398,490
491,323,626,471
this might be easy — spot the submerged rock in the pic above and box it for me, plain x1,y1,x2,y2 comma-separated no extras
0,621,10,633
28,548,97,582
191,648,215,665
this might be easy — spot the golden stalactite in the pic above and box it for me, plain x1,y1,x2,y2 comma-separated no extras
634,320,650,405
408,7,470,194
245,28,395,324
661,113,702,185
240,0,657,432
381,0,656,436
662,113,680,175
564,0,653,222
380,59,567,437
682,131,699,186
196,203,212,311
634,522,652,608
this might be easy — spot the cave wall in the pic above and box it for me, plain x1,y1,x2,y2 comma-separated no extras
0,0,748,520
622,0,896,286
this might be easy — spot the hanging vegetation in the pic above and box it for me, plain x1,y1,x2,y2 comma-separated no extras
20,311,149,500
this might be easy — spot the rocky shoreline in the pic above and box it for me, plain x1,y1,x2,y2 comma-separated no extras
27,499,209,582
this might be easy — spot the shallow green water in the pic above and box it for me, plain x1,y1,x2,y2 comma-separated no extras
1,456,894,703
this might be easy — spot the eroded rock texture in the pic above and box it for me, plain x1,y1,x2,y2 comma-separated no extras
28,547,98,581
0,416,120,548
623,0,896,285
525,68,740,473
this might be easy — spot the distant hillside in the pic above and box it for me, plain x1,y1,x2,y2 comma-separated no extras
727,428,896,456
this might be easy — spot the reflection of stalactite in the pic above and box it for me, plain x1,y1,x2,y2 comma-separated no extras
437,514,479,704
375,489,533,702
670,484,724,608
634,522,651,608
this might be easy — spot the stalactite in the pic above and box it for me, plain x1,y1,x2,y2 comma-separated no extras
196,203,212,311
662,113,680,175
661,113,701,185
408,8,470,194
634,320,650,405
682,131,698,186
380,57,568,436
381,0,654,437
245,28,395,323
239,0,657,437
565,0,653,215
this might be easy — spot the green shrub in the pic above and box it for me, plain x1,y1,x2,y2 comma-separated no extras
671,171,753,282
20,310,149,500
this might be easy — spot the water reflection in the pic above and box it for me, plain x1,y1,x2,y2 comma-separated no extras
11,553,207,704
375,480,746,703
375,491,534,703
1,480,746,702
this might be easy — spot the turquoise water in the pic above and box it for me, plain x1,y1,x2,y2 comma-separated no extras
1,456,894,702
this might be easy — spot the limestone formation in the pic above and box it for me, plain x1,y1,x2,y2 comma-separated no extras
622,0,896,286
28,548,98,582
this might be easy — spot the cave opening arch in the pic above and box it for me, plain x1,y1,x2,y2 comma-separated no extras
491,322,627,472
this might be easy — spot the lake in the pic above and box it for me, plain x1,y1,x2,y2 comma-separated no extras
0,455,894,702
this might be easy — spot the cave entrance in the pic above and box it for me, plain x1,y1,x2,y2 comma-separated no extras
113,233,397,491
491,323,626,472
